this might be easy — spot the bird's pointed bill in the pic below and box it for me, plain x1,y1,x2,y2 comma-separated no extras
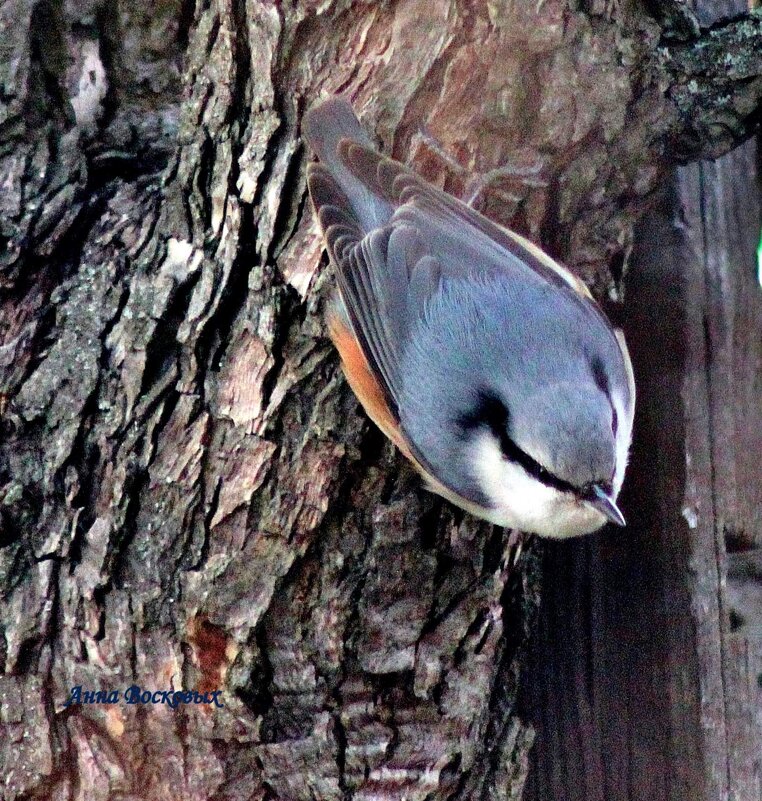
588,484,626,527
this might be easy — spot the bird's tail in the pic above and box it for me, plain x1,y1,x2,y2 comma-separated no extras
302,96,393,232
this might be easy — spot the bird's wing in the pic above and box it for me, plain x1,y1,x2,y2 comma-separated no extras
347,143,638,407
308,158,442,418
338,140,598,301
308,133,632,417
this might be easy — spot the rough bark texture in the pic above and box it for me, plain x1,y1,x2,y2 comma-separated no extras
0,1,761,800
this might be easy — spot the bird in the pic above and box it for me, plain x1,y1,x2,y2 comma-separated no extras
302,96,635,538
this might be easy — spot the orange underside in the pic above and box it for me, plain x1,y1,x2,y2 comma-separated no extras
328,311,414,462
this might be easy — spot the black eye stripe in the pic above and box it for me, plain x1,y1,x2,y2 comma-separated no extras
591,357,618,437
456,390,507,439
590,356,609,395
456,390,579,495
498,428,579,495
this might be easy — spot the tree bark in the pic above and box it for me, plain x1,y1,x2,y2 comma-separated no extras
0,1,760,800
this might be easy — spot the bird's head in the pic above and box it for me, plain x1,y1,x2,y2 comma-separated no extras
457,381,626,538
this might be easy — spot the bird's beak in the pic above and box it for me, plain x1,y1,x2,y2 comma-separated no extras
588,484,626,527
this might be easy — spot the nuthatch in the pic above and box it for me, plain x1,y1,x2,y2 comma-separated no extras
303,97,635,538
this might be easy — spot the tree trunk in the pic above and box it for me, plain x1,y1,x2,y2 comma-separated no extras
0,1,760,800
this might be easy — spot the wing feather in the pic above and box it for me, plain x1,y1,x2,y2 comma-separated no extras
306,107,626,427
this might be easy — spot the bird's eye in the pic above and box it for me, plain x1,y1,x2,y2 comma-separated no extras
457,390,509,440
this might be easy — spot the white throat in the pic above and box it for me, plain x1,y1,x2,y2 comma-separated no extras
467,431,607,538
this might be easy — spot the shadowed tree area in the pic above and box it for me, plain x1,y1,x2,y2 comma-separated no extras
0,0,760,799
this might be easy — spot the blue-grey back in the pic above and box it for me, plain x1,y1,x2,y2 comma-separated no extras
303,96,633,502
399,271,626,498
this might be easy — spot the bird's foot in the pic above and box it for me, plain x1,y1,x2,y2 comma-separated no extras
411,127,547,211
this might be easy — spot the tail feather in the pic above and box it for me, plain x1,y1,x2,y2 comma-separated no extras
302,96,373,167
302,96,392,231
